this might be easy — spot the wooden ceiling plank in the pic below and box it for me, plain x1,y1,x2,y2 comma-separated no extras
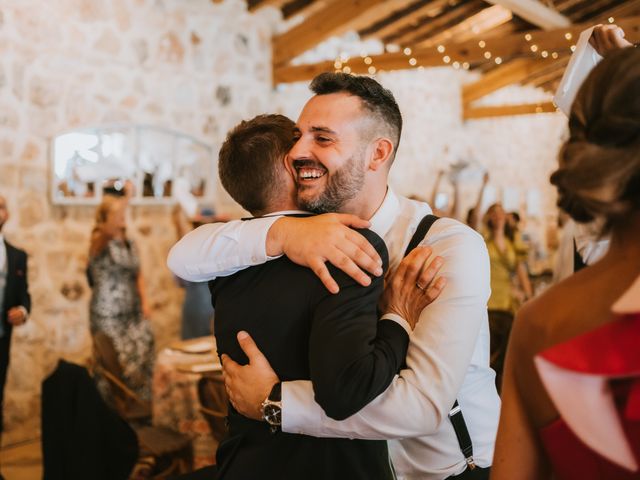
272,0,389,66
464,102,557,119
248,0,290,12
345,0,419,34
417,4,514,48
363,0,450,39
462,58,555,104
273,14,640,83
485,0,571,29
389,0,484,46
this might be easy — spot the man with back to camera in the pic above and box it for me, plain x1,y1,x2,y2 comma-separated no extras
183,113,444,479
0,195,31,480
169,73,499,479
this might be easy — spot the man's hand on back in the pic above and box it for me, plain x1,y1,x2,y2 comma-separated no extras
221,331,279,420
380,246,446,330
266,214,384,294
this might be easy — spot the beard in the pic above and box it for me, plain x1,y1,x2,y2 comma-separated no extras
297,151,366,214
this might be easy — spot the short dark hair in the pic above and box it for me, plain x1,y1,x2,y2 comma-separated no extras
310,72,402,160
218,114,296,215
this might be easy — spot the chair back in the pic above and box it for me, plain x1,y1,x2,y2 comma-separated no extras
197,373,228,443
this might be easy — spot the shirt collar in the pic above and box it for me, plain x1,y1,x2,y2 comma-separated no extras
262,210,310,218
369,188,400,238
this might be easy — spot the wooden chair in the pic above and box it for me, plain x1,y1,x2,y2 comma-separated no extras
197,373,229,445
91,332,193,478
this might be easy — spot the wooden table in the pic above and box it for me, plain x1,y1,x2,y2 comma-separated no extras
152,336,222,469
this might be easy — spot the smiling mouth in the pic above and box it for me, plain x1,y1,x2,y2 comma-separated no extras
293,160,327,182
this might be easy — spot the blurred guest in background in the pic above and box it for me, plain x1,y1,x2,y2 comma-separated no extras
0,195,30,478
87,196,154,401
484,202,533,390
493,47,640,479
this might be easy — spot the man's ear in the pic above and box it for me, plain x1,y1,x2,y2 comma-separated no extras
369,138,394,172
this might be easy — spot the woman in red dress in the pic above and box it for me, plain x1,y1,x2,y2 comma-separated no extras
492,47,640,479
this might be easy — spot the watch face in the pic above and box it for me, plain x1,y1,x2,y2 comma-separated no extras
264,403,281,426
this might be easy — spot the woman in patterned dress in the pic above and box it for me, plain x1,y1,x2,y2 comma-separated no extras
88,195,155,401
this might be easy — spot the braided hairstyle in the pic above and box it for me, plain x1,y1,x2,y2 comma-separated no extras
550,47,640,234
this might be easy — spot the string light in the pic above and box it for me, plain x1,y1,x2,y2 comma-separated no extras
524,33,532,41
484,51,492,59
494,56,502,64
443,55,451,64
343,66,351,74
478,40,486,48
564,33,572,40
570,45,576,52
409,57,417,66
364,56,372,65
530,44,538,52
608,17,615,23
334,60,342,69
551,52,559,59
462,62,470,70
403,47,412,55
437,45,446,53
368,66,376,74
541,50,548,58
452,61,460,69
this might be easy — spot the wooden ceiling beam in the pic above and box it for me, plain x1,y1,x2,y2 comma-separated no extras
462,58,555,104
247,0,290,12
485,0,571,29
273,15,640,83
388,0,484,46
272,0,389,66
361,0,450,40
417,4,514,48
464,102,557,119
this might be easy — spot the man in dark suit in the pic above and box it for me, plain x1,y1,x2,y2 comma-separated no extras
0,195,31,475
171,114,439,479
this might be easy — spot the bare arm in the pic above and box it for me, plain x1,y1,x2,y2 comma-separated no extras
493,314,551,479
468,172,489,231
516,261,534,300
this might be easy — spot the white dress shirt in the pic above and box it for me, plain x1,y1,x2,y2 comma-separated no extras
167,191,500,479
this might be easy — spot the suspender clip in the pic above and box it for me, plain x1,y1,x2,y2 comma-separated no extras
465,456,476,470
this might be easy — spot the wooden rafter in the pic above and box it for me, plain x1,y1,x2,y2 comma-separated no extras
388,0,484,45
417,4,514,48
524,56,570,86
462,58,555,104
273,14,640,83
485,0,571,29
345,0,419,34
361,0,450,40
272,0,389,66
247,0,290,11
463,102,557,119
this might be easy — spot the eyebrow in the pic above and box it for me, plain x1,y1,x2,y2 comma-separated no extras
310,126,338,135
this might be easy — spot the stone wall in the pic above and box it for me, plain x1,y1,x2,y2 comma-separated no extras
0,0,275,438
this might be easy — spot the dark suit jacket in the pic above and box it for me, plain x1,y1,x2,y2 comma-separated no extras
41,360,139,480
210,227,408,480
1,241,31,339
0,240,31,431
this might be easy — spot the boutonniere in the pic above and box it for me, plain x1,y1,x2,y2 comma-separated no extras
15,269,24,277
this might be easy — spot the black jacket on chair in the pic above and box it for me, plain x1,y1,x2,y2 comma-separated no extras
210,227,409,480
0,240,31,432
41,360,139,480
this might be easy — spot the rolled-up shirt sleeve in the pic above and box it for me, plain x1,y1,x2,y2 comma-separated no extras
282,220,491,440
167,216,281,282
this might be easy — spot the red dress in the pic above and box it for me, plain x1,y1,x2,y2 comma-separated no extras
535,276,640,480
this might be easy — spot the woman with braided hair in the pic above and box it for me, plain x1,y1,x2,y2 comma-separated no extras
493,47,640,479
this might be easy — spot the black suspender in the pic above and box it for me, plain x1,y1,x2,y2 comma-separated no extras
404,214,476,471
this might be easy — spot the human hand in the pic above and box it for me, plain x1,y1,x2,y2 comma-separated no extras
7,307,27,326
221,331,279,421
380,246,446,330
590,24,633,56
267,214,383,294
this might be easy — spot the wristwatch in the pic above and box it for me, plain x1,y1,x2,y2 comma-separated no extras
261,382,282,433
